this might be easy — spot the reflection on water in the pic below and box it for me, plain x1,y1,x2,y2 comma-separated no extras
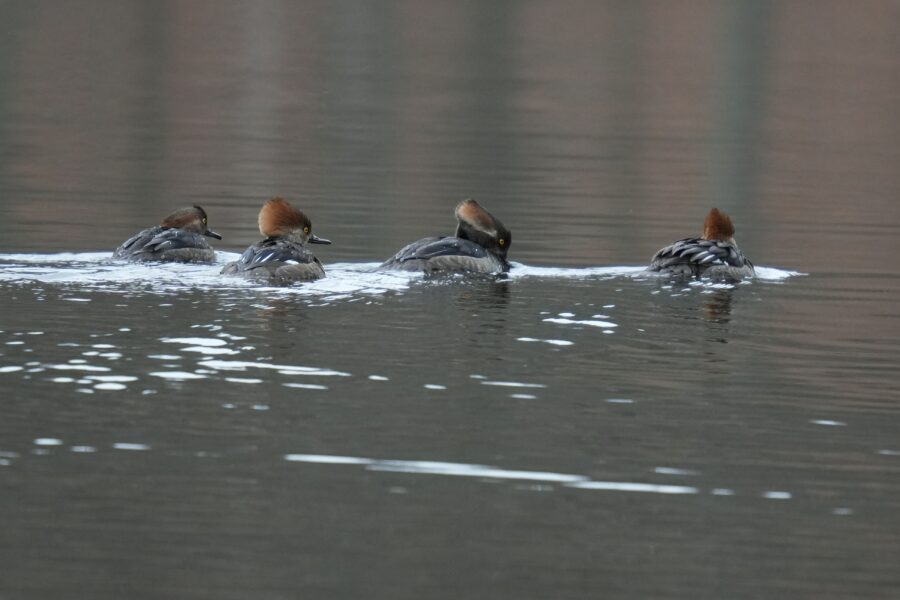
2,0,900,598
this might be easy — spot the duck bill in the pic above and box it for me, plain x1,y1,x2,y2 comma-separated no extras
204,229,223,240
309,234,332,245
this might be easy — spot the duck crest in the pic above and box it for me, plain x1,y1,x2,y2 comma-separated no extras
455,199,498,236
258,197,311,238
703,208,736,241
161,206,206,231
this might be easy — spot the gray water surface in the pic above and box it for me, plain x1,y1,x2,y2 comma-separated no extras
2,2,899,599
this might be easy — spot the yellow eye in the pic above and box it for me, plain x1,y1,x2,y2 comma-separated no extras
304,227,310,234
498,239,505,246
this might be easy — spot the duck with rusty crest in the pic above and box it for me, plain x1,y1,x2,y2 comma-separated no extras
113,205,222,263
221,197,331,284
646,207,754,280
380,199,511,275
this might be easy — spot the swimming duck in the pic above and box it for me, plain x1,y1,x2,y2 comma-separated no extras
380,199,511,275
647,207,754,280
221,197,331,284
113,205,221,263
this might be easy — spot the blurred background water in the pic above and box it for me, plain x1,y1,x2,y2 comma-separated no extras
1,1,899,598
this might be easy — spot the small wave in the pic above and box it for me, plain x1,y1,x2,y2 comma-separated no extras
0,252,804,297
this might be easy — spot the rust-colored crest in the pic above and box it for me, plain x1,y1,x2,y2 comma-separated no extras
161,206,206,229
258,197,310,238
455,199,497,234
703,208,736,241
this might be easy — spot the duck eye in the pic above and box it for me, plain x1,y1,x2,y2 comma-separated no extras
304,226,310,234
498,238,505,246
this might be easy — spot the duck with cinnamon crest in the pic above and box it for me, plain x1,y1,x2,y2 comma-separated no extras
646,207,754,280
113,205,222,263
221,197,331,284
380,199,511,275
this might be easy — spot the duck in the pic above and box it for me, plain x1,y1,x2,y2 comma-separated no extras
646,207,754,280
221,197,331,284
379,199,511,275
113,205,221,263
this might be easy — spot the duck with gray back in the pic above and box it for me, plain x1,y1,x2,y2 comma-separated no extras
646,207,754,280
380,199,511,275
221,197,331,284
113,205,221,263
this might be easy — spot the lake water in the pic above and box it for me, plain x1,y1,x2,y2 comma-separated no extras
1,2,899,598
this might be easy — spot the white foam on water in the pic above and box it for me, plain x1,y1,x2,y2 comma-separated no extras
480,381,547,389
148,371,208,380
0,253,414,298
544,339,574,346
811,419,847,427
199,359,350,377
507,264,645,279
284,454,374,465
161,337,228,347
181,346,240,355
543,317,618,328
283,383,328,390
0,254,804,301
753,266,806,281
654,467,698,476
112,443,151,451
94,382,127,391
517,337,574,346
762,491,792,500
280,453,714,496
70,446,97,453
33,438,64,446
568,481,699,495
47,364,111,372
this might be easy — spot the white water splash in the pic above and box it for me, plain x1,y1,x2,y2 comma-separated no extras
0,253,804,299
282,453,707,495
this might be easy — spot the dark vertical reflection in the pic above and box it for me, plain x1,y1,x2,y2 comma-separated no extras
456,1,520,201
0,2,31,207
710,0,773,218
127,1,169,211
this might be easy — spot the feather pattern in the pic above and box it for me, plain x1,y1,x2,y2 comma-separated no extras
113,226,215,263
380,236,505,274
648,237,754,279
221,237,325,283
380,199,511,274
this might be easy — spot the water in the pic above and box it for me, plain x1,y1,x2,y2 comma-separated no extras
1,2,899,598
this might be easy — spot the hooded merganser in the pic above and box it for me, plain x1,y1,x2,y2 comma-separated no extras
379,199,511,274
647,208,754,280
113,205,222,263
221,197,331,284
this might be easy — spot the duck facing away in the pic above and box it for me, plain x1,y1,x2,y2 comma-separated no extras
380,199,511,275
113,205,221,263
221,197,331,284
646,208,754,280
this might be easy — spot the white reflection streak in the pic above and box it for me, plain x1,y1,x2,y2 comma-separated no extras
369,461,589,484
567,481,698,495
198,360,350,377
282,453,706,495
543,317,617,328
